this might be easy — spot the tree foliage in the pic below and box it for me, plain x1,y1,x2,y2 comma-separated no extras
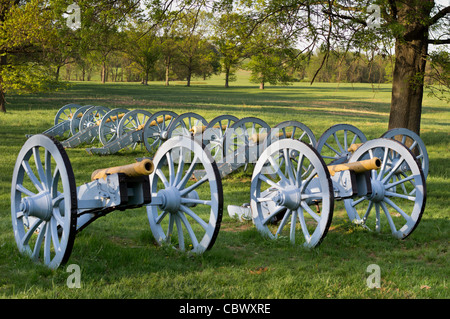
0,0,448,128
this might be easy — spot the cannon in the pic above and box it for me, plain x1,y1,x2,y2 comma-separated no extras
245,137,426,247
11,134,223,268
86,109,153,155
59,106,119,148
194,118,316,180
315,124,429,179
31,104,91,139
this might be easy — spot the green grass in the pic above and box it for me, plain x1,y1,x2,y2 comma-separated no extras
0,72,449,299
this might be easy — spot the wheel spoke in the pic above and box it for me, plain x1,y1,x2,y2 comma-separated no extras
177,157,198,190
381,156,405,184
324,142,340,156
295,152,304,187
333,132,344,153
156,210,169,225
16,184,35,197
44,221,52,265
384,175,414,189
166,152,175,186
22,160,44,193
297,207,311,244
50,217,61,253
351,196,366,207
383,197,413,223
174,149,185,187
290,209,297,244
178,212,200,250
21,218,43,247
262,205,287,225
283,149,295,183
179,205,209,231
31,222,46,260
275,209,291,236
175,213,185,251
380,201,397,234
385,191,416,201
156,168,170,188
300,201,321,223
259,173,283,190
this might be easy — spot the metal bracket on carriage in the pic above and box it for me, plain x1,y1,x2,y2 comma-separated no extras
76,159,154,231
85,129,142,155
61,124,99,148
327,157,380,200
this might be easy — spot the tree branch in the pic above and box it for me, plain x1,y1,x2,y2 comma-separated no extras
322,8,367,26
427,5,450,26
427,38,450,45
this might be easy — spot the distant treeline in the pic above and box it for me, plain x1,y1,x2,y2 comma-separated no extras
61,47,441,87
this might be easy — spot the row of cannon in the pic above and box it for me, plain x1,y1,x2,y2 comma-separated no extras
35,104,429,177
11,103,429,268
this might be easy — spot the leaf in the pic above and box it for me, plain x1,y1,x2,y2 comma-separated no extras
249,266,268,275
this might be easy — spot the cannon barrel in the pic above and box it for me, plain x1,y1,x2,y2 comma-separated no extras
190,125,228,135
327,157,381,176
91,158,154,181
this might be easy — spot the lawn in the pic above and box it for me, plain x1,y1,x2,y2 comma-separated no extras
0,73,448,301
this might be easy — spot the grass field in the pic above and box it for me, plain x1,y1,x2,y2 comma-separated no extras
0,72,449,300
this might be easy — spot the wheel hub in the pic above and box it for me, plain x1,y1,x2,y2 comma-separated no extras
160,130,168,140
19,191,53,221
272,186,302,210
368,179,385,202
158,187,181,213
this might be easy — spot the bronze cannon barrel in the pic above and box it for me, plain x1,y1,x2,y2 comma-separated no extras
327,157,381,176
91,158,154,181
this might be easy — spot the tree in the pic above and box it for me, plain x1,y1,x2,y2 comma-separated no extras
212,12,250,88
245,20,297,89
125,21,161,85
159,22,180,86
0,0,60,112
173,11,218,86
78,1,139,83
251,0,450,134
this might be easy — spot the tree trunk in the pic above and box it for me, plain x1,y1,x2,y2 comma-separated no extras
55,65,61,81
165,56,170,86
0,83,6,113
225,67,230,88
187,69,192,87
389,39,428,135
388,3,432,136
259,81,265,90
143,70,149,85
101,61,107,83
0,54,7,113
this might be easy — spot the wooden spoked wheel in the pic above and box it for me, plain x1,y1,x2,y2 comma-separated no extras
11,135,77,269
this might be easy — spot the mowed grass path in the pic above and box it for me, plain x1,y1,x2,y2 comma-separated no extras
0,75,448,300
